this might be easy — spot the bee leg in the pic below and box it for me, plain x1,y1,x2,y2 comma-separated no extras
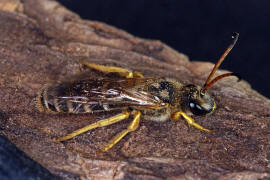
80,59,143,78
97,111,141,154
171,112,215,134
56,111,130,142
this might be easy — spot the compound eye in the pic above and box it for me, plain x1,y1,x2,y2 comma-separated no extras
189,101,208,116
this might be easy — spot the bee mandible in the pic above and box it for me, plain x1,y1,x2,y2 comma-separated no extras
36,33,239,153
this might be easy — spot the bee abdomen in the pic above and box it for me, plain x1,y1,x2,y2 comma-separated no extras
36,84,95,114
36,84,68,113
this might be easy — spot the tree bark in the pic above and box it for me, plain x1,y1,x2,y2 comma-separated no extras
0,0,270,179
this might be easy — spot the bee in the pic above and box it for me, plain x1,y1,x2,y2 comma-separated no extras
36,33,240,154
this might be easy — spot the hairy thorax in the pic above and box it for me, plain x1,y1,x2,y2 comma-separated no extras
136,78,184,122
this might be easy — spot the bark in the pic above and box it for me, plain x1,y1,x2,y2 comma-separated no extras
0,0,270,179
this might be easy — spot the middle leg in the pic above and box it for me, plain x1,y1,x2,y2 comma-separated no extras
97,110,141,154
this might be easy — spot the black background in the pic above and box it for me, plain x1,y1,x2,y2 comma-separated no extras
57,0,270,99
0,135,60,180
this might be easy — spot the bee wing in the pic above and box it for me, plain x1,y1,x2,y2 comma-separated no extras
53,78,166,113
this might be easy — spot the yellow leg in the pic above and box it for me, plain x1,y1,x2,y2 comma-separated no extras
56,111,130,142
171,112,215,134
97,111,141,154
80,59,143,78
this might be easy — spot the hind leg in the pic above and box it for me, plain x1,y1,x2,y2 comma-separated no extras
56,111,130,142
80,59,143,78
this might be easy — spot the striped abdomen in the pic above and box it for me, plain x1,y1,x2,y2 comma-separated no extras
36,83,103,114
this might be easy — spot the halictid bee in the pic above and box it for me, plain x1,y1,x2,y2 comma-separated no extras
36,33,240,153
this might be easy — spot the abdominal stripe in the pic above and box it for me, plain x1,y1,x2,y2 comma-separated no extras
39,87,121,113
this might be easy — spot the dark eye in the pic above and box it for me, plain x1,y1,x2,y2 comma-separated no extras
189,101,208,116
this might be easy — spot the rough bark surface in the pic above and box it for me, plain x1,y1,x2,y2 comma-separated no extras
0,0,270,179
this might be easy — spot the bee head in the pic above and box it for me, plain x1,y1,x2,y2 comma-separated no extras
181,84,216,116
180,32,240,116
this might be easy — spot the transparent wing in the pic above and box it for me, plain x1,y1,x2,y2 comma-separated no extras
53,78,167,113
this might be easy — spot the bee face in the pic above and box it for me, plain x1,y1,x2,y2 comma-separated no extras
181,84,216,116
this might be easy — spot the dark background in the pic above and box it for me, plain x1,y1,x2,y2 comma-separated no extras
57,0,270,99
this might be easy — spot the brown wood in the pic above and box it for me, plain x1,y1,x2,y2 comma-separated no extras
0,0,269,179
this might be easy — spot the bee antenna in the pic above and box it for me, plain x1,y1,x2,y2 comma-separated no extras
202,72,241,92
203,32,239,92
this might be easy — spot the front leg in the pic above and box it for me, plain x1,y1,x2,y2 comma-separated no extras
171,112,215,134
80,59,143,78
